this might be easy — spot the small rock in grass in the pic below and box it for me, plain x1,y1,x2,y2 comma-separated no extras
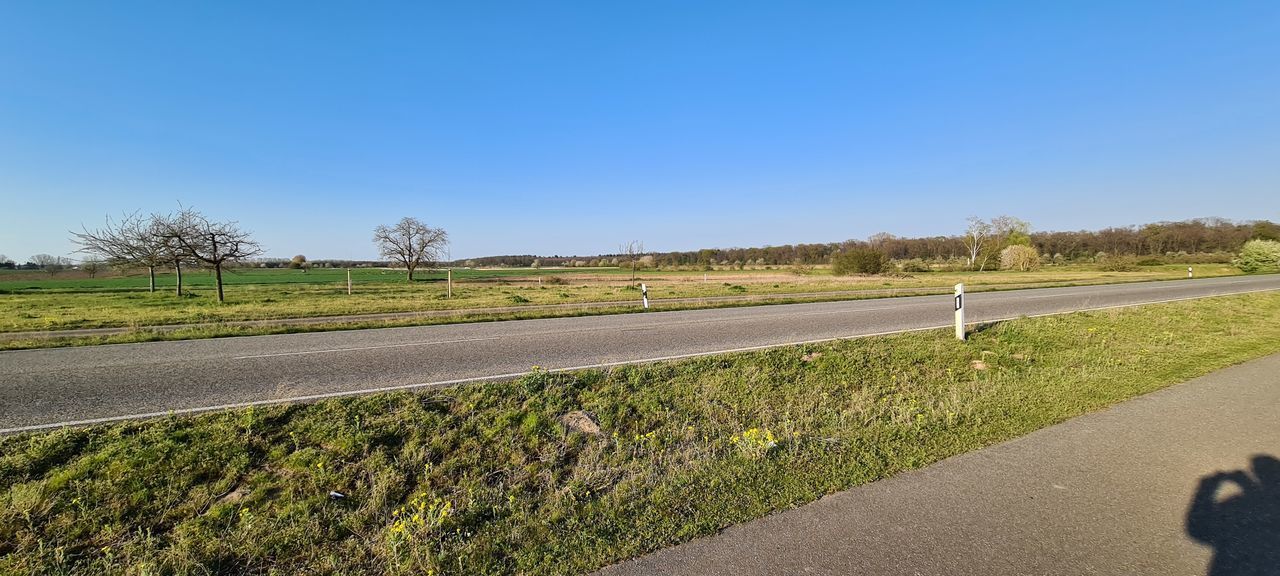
801,352,823,363
217,485,249,505
560,410,602,436
970,360,989,371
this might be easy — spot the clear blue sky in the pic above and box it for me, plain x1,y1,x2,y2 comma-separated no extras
2,1,1277,261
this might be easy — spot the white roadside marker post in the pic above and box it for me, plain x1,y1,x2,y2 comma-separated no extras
1188,267,1193,278
954,283,965,340
347,268,352,295
641,283,649,309
447,269,453,298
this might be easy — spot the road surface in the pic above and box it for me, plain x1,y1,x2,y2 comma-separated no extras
595,351,1280,576
2,274,1278,433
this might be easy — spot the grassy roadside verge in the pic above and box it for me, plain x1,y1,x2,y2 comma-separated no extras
4,292,1280,574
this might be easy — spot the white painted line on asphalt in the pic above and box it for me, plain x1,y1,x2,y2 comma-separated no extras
5,285,1278,435
233,336,502,359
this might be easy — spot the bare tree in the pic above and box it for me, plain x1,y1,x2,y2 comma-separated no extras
72,212,171,292
962,217,991,270
30,254,71,275
81,258,105,278
373,217,449,281
151,213,191,296
620,240,645,282
162,208,263,303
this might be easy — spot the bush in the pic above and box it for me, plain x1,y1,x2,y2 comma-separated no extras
897,259,931,273
1096,255,1139,272
832,249,886,275
1168,252,1235,264
999,245,1040,271
1235,240,1280,273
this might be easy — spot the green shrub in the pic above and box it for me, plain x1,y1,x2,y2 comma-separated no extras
1168,252,1235,264
1235,239,1280,273
897,259,931,273
1096,255,1138,272
832,249,885,275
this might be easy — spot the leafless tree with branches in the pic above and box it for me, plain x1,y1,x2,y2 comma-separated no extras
72,211,172,292
161,208,263,303
29,254,72,275
620,240,645,282
373,217,449,281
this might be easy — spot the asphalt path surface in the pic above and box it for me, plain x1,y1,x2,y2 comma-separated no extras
595,351,1280,576
2,275,1278,433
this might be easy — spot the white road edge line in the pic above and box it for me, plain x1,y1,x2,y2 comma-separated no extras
4,286,1277,434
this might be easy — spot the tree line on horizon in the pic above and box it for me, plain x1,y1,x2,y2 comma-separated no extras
4,215,1276,276
460,217,1280,269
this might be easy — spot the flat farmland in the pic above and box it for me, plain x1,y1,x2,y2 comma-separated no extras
0,264,1242,342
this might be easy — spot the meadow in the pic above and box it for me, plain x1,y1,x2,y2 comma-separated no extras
3,291,1278,574
0,263,1241,341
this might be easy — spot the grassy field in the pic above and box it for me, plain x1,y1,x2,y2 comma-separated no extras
0,264,1240,338
3,292,1278,575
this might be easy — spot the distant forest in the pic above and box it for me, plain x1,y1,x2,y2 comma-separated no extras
459,218,1280,268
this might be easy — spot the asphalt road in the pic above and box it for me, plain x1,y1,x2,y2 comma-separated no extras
595,350,1280,576
2,275,1278,433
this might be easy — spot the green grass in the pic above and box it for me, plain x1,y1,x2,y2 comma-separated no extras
0,264,1242,341
4,292,1279,574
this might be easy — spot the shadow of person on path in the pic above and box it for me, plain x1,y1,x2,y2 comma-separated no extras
1186,454,1280,576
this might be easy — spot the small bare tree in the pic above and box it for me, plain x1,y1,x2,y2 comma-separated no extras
620,240,645,282
373,217,449,281
162,208,263,303
81,258,105,278
30,254,70,275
